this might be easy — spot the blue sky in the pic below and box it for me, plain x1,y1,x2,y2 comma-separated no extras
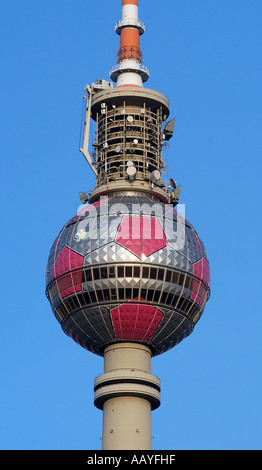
1,0,261,450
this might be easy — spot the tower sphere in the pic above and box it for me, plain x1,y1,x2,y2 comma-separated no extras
46,194,210,356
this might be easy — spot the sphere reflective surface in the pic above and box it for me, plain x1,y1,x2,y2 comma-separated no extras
46,194,210,356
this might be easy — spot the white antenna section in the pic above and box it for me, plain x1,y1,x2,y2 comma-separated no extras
79,84,98,177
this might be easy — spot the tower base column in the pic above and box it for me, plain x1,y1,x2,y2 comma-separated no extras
94,343,160,450
102,396,152,450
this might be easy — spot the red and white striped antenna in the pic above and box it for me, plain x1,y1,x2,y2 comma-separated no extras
110,0,149,87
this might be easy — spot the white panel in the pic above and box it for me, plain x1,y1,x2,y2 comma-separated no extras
116,72,143,87
122,5,138,20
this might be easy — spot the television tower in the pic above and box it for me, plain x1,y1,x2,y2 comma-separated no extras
46,0,210,450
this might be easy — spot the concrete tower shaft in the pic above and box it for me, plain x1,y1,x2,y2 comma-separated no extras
94,343,160,450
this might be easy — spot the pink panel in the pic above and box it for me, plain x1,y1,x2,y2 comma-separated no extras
52,246,83,277
193,257,210,286
65,329,95,353
111,300,163,340
116,216,167,259
73,197,109,219
51,247,84,299
191,257,210,307
192,236,200,253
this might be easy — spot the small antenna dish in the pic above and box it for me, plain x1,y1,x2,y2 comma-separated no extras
169,177,176,189
79,191,89,204
150,169,161,185
127,165,137,181
163,118,176,141
170,185,181,206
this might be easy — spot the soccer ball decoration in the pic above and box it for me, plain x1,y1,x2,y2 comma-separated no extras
46,194,210,356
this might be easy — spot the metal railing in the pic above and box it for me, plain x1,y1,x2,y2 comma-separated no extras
115,19,145,35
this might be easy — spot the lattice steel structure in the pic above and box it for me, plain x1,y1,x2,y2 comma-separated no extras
46,0,211,450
